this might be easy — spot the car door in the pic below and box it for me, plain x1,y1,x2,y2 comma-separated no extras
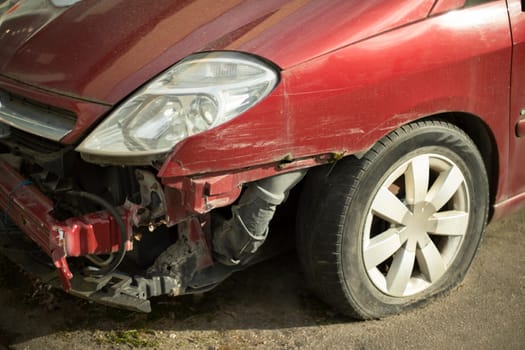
506,0,525,198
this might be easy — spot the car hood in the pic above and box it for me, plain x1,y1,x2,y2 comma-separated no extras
0,0,434,105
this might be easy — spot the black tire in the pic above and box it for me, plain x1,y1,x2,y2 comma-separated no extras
296,120,489,319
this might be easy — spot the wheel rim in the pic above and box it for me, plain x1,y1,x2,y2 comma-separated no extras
362,153,469,297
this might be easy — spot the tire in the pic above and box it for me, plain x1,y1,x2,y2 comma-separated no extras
296,120,489,319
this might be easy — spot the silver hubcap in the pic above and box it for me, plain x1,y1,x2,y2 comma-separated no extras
362,154,469,297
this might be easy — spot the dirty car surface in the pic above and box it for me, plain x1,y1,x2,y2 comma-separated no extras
0,0,524,319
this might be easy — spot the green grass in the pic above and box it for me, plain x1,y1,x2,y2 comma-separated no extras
98,329,159,348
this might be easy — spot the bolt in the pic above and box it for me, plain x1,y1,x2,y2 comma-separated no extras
520,109,525,116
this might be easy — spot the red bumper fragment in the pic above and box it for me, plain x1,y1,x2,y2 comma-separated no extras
0,159,133,290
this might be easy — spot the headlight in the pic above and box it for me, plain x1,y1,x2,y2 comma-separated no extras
76,52,279,164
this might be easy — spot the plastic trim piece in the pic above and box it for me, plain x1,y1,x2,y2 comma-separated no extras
0,90,75,141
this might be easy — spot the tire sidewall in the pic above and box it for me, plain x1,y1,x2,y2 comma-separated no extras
339,124,489,317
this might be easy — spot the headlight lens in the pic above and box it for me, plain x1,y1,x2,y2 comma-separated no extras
76,52,279,163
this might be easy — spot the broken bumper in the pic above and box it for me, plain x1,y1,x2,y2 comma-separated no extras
0,158,213,312
0,158,132,290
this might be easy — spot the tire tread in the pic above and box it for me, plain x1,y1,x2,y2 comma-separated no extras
296,119,489,319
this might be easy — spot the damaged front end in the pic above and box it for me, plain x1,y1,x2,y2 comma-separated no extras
0,51,325,312
0,145,191,312
0,137,316,312
0,131,316,312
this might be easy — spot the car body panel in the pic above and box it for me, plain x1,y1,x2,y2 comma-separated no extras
0,75,110,143
0,0,434,106
0,0,524,311
160,1,514,204
507,0,525,196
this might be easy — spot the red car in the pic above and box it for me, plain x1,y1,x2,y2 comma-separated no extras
0,0,523,318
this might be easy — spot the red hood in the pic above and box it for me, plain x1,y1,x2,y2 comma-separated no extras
0,0,433,105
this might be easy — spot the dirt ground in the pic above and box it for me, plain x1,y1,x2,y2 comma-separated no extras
0,208,523,350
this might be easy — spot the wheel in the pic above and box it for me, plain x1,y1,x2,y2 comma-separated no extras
296,120,489,319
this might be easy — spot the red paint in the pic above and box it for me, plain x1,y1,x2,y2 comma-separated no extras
163,155,327,219
0,0,434,105
0,160,57,257
506,0,525,200
1,0,524,290
62,210,135,257
0,158,73,288
0,76,110,143
160,1,514,206
0,159,135,289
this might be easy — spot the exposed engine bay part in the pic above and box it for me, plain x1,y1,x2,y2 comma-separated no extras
147,216,214,289
65,190,128,276
212,170,307,265
145,170,307,295
0,122,10,139
85,253,114,268
135,169,167,221
0,134,315,309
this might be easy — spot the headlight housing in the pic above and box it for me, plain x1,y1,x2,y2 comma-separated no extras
76,52,279,164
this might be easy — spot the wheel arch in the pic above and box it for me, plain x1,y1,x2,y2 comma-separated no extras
292,111,500,220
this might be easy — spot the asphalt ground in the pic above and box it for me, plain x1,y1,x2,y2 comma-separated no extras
0,208,523,349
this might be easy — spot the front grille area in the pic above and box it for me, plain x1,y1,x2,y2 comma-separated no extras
0,89,77,141
8,128,64,154
0,127,71,180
